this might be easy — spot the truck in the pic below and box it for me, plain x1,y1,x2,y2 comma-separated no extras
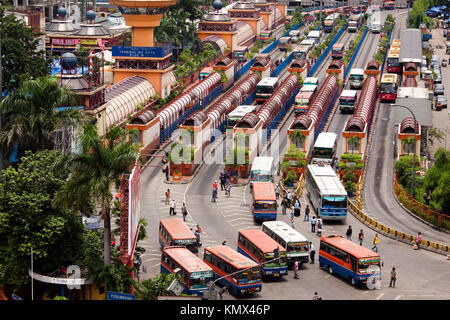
348,14,361,32
370,17,381,33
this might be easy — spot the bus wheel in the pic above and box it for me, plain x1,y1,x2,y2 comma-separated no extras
351,277,358,286
328,266,333,274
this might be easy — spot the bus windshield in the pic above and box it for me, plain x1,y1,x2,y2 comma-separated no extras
254,201,276,211
380,83,396,93
349,74,364,81
251,171,270,181
234,51,244,57
293,52,306,59
263,252,287,264
287,242,309,253
190,271,214,288
237,267,261,284
339,97,356,106
387,58,400,66
358,257,381,274
312,147,333,159
256,86,274,94
322,196,347,208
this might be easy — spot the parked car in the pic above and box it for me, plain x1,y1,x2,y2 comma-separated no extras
435,95,447,110
434,83,444,95
442,59,447,67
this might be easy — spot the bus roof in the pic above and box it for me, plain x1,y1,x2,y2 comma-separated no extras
252,182,276,201
321,235,379,258
332,43,345,49
340,89,358,98
381,73,398,83
262,221,309,243
251,156,274,171
300,84,317,92
350,68,364,75
164,247,213,272
295,91,314,99
303,77,319,84
307,164,347,195
160,218,197,240
391,39,401,46
280,36,291,41
228,105,256,118
387,51,400,58
301,39,315,46
234,46,248,51
257,77,279,86
314,132,337,149
205,246,258,269
308,30,321,38
239,229,286,253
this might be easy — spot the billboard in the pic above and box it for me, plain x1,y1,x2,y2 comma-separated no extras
128,164,141,256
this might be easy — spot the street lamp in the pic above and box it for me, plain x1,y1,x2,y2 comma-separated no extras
391,103,418,198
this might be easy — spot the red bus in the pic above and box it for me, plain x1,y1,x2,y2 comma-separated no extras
319,235,381,286
386,50,401,74
379,73,399,102
159,218,199,255
383,1,395,10
203,245,262,296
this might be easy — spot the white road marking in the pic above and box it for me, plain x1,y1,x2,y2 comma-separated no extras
376,293,385,300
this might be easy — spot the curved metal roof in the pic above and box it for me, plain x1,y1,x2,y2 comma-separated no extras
366,60,380,70
290,115,312,130
46,20,79,33
201,35,228,55
400,117,419,133
290,59,306,68
345,116,365,132
130,109,156,125
236,112,259,128
184,111,207,126
236,21,255,46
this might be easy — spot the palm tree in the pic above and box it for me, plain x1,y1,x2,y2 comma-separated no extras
428,128,445,146
402,137,415,155
54,123,140,265
347,136,361,155
0,76,81,160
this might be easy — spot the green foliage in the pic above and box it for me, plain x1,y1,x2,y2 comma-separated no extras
225,146,249,166
394,155,422,195
53,296,69,300
284,170,297,185
133,273,177,300
407,0,438,28
0,150,84,286
423,148,450,213
0,9,49,92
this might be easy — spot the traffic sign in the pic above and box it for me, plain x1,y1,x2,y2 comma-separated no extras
106,291,136,300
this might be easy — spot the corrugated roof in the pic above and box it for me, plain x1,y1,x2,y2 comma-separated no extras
399,29,422,63
392,97,432,127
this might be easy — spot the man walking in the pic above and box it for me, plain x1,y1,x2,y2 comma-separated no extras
281,198,287,215
389,267,397,288
304,205,310,221
212,188,218,202
372,234,379,252
219,173,225,191
309,242,315,264
275,184,280,199
182,203,188,221
286,191,292,207
293,260,299,279
311,216,316,233
169,199,176,215
358,229,364,246
346,226,353,241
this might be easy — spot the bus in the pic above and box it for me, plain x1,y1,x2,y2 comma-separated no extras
227,105,257,128
233,46,248,62
161,246,214,295
379,73,399,102
311,132,338,165
279,36,292,51
199,67,213,81
250,156,275,187
390,39,401,51
349,68,365,89
331,43,345,59
386,50,401,74
300,38,316,50
300,84,318,96
262,221,310,266
255,77,279,102
351,6,361,14
237,229,288,277
306,31,321,46
319,234,382,286
383,1,395,10
251,182,277,221
203,246,262,296
294,91,315,114
292,45,310,60
304,76,319,86
348,14,361,32
324,13,339,33
260,30,273,41
339,89,358,113
159,218,199,255
305,164,348,221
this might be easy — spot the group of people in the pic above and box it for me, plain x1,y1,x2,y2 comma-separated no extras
212,171,232,202
165,188,189,221
345,225,380,252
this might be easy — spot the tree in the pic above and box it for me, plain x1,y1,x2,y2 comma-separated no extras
54,123,140,265
0,9,49,93
347,136,360,155
428,127,446,146
133,273,177,300
0,150,84,287
423,148,450,213
0,76,81,160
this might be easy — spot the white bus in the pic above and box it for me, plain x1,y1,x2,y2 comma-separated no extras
349,68,365,90
262,221,310,266
305,164,348,221
300,38,316,49
250,156,275,187
255,77,280,102
307,30,321,46
303,77,319,86
311,132,338,165
227,105,257,128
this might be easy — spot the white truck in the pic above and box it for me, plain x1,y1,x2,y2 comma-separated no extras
370,16,381,34
348,14,361,32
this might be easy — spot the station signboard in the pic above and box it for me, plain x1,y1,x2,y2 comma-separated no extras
112,44,173,58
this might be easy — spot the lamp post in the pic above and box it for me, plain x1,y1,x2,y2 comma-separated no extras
391,103,417,198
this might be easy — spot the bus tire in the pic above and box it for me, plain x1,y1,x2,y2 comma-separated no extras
351,277,358,286
328,266,333,275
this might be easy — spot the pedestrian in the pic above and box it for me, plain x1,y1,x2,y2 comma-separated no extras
181,203,188,221
304,205,310,221
291,218,295,229
169,199,176,215
346,226,352,241
222,240,227,246
226,182,232,197
415,232,422,249
219,173,225,191
290,207,295,221
293,260,299,279
372,234,379,252
218,286,227,300
212,188,218,202
163,166,169,181
194,230,201,242
358,229,364,246
281,198,287,215
213,180,218,191
275,184,280,199
165,189,170,205
309,242,315,264
311,216,316,233
389,267,397,287
316,218,322,236
286,191,292,207
196,225,202,233
294,199,301,217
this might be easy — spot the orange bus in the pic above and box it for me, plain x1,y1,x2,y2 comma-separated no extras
203,245,262,296
161,246,214,295
237,229,288,277
159,218,199,255
319,235,381,286
252,182,277,221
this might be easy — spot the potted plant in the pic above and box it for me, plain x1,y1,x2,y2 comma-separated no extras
284,170,297,187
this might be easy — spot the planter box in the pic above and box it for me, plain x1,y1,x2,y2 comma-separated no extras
239,164,249,178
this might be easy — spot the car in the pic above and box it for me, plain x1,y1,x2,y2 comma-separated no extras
435,95,447,110
442,59,448,67
434,83,444,95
